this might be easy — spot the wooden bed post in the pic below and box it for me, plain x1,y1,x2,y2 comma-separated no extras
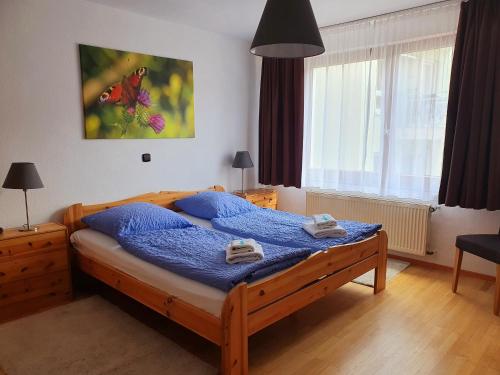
64,203,83,234
374,230,388,294
221,283,248,375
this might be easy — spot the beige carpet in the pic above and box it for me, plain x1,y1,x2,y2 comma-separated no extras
353,258,410,286
0,296,216,375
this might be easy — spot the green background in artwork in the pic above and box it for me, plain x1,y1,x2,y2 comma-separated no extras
79,44,195,139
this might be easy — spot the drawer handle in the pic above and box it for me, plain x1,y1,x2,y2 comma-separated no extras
28,242,33,247
0,272,5,277
43,241,53,248
21,267,29,272
45,261,55,270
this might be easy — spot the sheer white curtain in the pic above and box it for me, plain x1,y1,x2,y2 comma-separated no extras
302,1,460,202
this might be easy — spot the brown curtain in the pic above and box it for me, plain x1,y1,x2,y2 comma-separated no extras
258,58,304,188
439,0,500,210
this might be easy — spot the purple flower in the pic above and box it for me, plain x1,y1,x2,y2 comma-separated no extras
148,114,165,134
137,89,151,107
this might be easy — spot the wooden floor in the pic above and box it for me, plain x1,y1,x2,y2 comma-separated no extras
250,266,499,375
87,265,499,374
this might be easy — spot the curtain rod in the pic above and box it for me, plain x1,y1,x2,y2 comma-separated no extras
319,0,462,30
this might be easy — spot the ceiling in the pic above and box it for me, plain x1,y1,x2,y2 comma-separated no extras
87,0,439,40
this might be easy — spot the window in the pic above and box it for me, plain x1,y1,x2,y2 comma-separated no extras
302,3,460,202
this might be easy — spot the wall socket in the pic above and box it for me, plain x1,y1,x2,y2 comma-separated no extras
142,153,151,162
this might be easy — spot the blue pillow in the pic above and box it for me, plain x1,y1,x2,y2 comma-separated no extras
175,191,259,219
82,202,192,239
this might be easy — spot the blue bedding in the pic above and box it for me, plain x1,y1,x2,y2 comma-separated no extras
212,209,382,251
116,226,311,292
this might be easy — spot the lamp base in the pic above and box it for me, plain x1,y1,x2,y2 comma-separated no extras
18,224,38,232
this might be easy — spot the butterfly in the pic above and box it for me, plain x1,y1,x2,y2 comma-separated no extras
98,67,148,108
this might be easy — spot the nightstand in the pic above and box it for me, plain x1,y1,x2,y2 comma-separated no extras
234,188,278,209
0,223,72,323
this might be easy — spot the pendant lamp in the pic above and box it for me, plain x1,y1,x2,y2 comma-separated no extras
250,0,324,58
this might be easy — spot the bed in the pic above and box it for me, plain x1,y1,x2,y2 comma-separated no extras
64,186,388,375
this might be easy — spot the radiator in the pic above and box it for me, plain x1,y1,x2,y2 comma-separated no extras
306,191,433,256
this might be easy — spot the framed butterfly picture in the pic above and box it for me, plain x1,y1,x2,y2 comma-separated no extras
78,44,195,139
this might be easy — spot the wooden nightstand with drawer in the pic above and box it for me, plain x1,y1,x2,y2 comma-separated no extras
234,188,278,209
0,223,72,323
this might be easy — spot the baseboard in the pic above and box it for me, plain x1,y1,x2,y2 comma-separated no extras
388,254,496,282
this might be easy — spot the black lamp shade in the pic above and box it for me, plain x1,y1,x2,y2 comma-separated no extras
250,0,325,58
232,151,254,169
2,163,44,190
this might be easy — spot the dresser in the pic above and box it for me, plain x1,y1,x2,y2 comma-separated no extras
0,223,72,323
233,188,278,209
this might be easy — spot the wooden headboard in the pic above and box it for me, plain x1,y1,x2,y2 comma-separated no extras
63,185,225,235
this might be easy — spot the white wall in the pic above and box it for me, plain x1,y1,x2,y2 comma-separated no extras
275,186,500,276
0,0,253,227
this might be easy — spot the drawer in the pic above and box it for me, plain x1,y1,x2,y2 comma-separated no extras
250,197,277,208
259,202,278,209
0,270,70,307
0,250,68,284
251,196,277,203
248,193,276,201
258,193,276,200
0,231,66,258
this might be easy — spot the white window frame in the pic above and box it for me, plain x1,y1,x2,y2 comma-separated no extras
303,34,456,200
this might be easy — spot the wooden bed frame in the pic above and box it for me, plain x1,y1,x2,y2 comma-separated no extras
64,186,388,375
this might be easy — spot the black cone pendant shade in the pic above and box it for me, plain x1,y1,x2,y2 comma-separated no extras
250,0,325,58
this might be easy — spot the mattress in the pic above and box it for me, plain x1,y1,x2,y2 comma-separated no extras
70,228,226,317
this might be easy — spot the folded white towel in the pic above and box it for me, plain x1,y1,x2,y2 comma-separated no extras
226,243,264,264
312,214,337,229
303,222,347,239
229,238,258,254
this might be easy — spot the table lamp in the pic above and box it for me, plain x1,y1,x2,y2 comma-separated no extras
2,162,44,232
232,151,254,193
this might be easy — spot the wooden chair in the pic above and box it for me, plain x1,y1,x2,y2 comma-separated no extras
452,230,500,315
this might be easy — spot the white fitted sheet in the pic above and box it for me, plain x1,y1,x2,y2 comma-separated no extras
178,212,212,228
70,228,226,317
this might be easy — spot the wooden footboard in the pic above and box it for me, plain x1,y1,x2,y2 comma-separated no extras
64,187,388,375
221,230,387,374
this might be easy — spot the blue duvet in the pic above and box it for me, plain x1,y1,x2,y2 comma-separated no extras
212,209,382,251
116,226,311,292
